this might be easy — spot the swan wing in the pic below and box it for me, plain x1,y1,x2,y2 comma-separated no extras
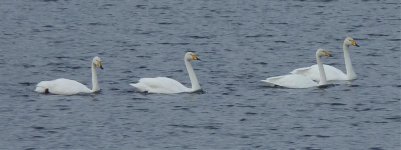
261,74,318,88
290,64,347,81
35,78,91,95
130,77,190,94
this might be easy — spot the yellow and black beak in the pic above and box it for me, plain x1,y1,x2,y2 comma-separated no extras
326,52,333,57
192,55,200,61
352,40,359,47
97,61,103,69
322,51,332,58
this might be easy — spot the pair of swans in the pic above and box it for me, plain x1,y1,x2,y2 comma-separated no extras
262,37,359,88
262,49,332,88
35,52,201,95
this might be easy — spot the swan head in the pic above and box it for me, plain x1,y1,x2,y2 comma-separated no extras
317,49,332,58
185,52,200,61
92,56,103,69
344,37,359,47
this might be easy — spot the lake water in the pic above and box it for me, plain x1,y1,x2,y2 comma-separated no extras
0,0,400,149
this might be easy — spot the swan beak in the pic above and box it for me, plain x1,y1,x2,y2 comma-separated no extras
352,40,359,47
326,52,332,57
99,62,104,69
192,55,200,61
323,51,332,57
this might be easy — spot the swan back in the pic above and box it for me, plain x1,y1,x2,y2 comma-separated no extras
291,64,347,81
262,74,318,88
130,77,192,94
35,78,92,95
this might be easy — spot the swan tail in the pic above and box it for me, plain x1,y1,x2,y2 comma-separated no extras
130,83,148,92
35,86,47,93
264,76,283,82
261,76,283,87
35,81,50,93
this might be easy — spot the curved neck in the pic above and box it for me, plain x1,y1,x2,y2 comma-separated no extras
184,59,201,91
91,63,100,92
343,43,356,80
316,54,327,85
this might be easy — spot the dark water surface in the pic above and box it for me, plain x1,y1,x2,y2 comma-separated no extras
0,0,400,149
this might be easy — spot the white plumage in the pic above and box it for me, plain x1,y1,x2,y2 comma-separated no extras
35,78,92,95
262,49,332,88
290,64,347,81
130,77,192,94
35,56,103,95
290,37,359,81
261,74,319,88
130,52,201,94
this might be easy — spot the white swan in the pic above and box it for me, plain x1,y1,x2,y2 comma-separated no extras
290,37,359,81
35,56,103,95
130,52,201,94
261,49,332,88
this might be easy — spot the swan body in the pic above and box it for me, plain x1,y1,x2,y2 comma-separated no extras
130,52,201,94
291,37,359,81
130,77,193,94
290,64,347,81
35,56,103,95
35,78,92,95
261,74,319,88
262,49,332,88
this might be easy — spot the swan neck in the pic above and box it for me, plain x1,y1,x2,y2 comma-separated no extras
316,54,327,85
91,63,100,92
343,43,356,80
184,59,201,91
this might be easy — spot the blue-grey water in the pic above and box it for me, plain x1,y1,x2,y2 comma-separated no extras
0,0,400,149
